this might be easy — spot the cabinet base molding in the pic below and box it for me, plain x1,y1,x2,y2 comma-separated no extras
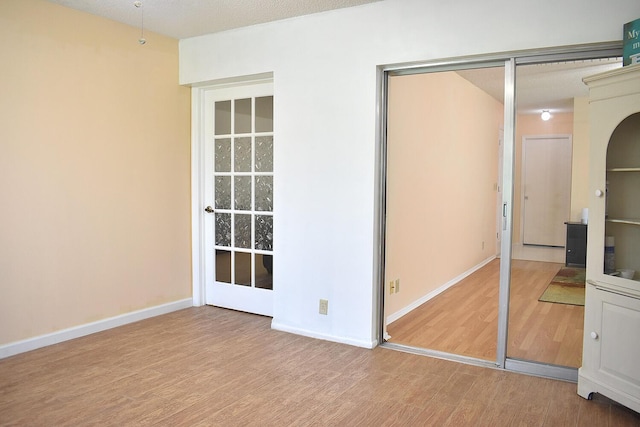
578,370,640,413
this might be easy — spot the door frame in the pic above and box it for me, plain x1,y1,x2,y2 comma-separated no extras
520,134,573,246
190,73,274,307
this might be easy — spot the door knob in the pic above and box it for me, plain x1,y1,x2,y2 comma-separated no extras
590,331,599,340
204,206,215,213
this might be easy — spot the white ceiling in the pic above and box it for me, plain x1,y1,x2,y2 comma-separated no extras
46,0,383,40
457,58,622,115
46,0,622,115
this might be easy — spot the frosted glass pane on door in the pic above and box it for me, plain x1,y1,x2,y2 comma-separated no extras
255,215,273,251
255,176,273,211
235,214,252,249
215,138,231,172
215,176,231,210
234,137,252,172
215,213,231,247
234,176,252,211
255,136,273,172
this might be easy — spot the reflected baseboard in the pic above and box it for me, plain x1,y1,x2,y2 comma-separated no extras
508,243,565,263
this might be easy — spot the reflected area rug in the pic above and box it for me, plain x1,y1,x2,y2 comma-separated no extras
538,267,586,306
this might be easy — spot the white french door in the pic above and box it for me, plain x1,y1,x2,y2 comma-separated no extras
203,82,274,316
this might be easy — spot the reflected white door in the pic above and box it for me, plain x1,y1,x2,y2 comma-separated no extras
204,82,274,316
522,135,572,247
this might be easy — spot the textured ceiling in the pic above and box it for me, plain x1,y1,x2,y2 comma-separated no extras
46,0,621,115
457,58,622,115
46,0,382,39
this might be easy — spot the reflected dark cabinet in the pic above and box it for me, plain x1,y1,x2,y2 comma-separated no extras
565,222,587,268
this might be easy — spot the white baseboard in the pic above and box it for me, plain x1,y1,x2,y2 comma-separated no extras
0,298,193,359
271,320,378,349
387,255,496,324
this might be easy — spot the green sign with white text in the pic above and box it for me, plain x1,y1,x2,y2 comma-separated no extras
623,18,640,66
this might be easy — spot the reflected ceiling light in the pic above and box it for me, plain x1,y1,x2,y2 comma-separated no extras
541,110,551,121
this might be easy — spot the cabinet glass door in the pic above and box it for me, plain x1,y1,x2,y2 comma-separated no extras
604,112,640,281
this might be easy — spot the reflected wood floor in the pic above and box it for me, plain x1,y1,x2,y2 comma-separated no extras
387,259,585,367
2,306,639,426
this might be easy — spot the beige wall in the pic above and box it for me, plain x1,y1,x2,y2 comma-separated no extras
512,112,575,243
385,71,502,319
571,97,590,223
0,0,191,345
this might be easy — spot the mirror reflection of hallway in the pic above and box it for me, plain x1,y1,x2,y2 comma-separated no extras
384,57,621,370
384,66,504,362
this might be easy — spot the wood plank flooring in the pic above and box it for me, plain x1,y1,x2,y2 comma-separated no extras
387,259,585,367
2,306,639,426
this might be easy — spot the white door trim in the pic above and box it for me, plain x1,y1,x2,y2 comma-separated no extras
191,74,274,307
191,85,206,306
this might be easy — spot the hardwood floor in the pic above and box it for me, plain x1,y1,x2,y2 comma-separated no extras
508,260,584,367
1,306,638,426
387,259,585,367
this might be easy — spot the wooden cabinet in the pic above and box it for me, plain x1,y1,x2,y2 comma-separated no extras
579,284,640,411
578,64,640,412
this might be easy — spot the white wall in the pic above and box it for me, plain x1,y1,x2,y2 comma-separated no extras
180,0,640,347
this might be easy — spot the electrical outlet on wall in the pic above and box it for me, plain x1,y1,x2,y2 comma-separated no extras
319,299,328,315
389,280,395,294
395,279,400,293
